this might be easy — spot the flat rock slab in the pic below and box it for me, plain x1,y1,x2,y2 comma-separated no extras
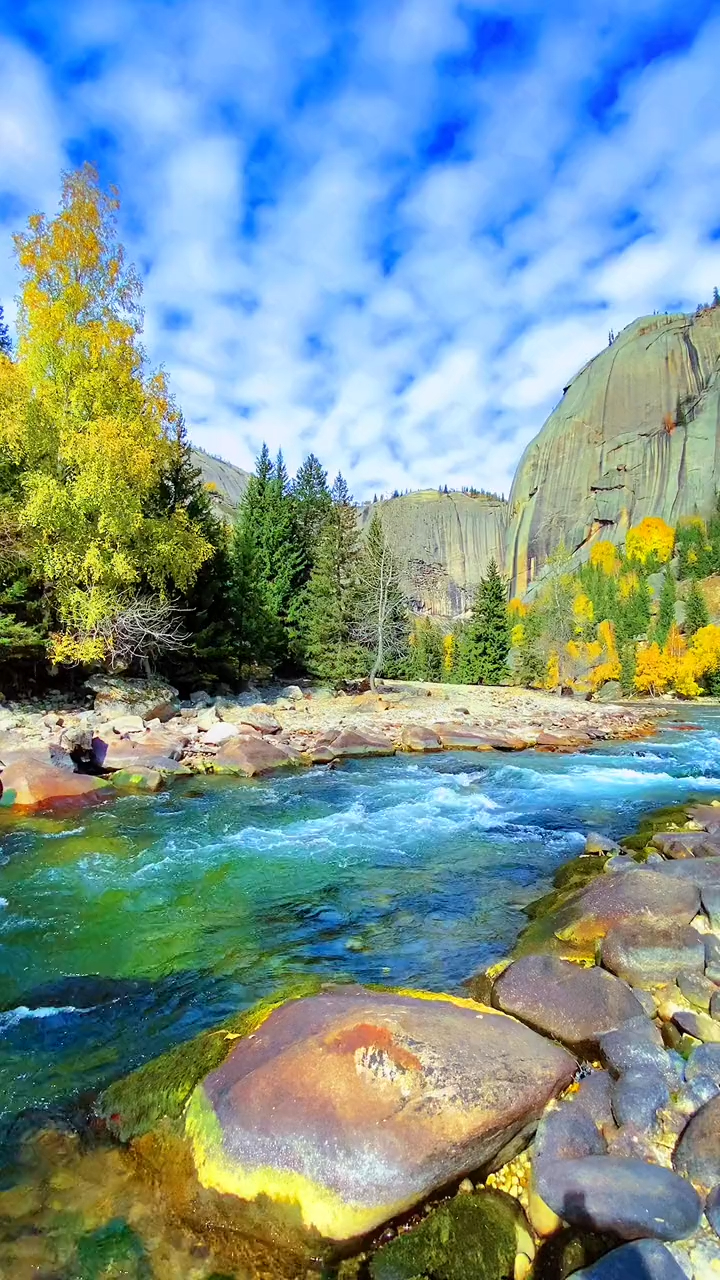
652,831,720,858
651,859,720,889
555,870,700,946
493,954,643,1052
0,759,111,809
399,725,442,752
673,1009,720,1043
328,729,395,757
600,922,706,988
213,736,300,776
430,723,529,750
570,1239,689,1279
185,988,576,1240
535,1156,701,1242
674,1095,720,1192
92,734,186,772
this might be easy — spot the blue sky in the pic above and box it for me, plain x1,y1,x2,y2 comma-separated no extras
1,1,720,499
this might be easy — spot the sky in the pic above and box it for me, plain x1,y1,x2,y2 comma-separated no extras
1,1,720,500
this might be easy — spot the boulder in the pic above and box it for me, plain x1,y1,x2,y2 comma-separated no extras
707,934,720,983
0,739,74,771
653,831,720,859
110,714,145,735
196,706,218,731
554,870,700,947
533,1101,607,1168
687,804,720,834
534,1156,701,1242
685,1044,720,1087
568,1240,689,1279
399,725,442,752
610,1067,668,1130
706,1185,720,1238
369,1189,530,1280
651,858,720,889
85,675,179,722
91,735,187,773
673,1095,720,1192
328,729,395,757
703,887,720,930
281,686,305,702
585,832,620,855
600,922,706,988
672,1010,720,1044
599,1017,680,1086
536,730,591,750
430,723,528,750
0,759,111,809
492,954,644,1052
184,988,576,1240
201,722,241,746
217,705,281,734
213,736,301,777
110,768,163,793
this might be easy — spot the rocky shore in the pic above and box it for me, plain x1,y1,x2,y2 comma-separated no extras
0,675,662,806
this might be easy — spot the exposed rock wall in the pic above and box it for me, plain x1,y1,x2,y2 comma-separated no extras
359,491,508,615
191,449,250,518
506,309,720,595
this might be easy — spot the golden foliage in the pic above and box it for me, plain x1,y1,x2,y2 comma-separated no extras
589,540,620,575
625,516,674,566
572,592,594,625
511,623,526,647
4,165,212,664
589,618,621,690
508,597,528,617
442,631,455,673
545,652,560,689
619,570,640,599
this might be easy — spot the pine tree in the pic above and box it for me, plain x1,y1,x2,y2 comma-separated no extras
229,517,276,674
655,568,677,646
300,473,364,685
456,559,511,685
0,305,11,357
155,419,236,687
686,577,709,636
292,453,331,579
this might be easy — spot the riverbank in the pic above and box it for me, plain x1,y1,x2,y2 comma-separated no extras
0,677,665,806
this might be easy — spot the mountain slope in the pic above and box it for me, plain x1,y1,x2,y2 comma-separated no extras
506,307,720,594
190,449,250,518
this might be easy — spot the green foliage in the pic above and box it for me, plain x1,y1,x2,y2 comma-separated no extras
292,453,332,573
676,520,715,579
655,568,677,646
407,617,445,682
686,576,710,636
456,559,511,685
615,576,651,645
300,473,365,685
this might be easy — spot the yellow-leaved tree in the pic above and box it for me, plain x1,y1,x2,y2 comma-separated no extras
625,517,675,568
5,165,212,665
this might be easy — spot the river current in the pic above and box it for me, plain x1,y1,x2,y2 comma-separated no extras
2,710,720,1136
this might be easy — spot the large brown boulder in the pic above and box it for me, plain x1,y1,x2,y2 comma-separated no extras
327,729,395,757
0,758,112,808
213,735,301,776
553,869,700,947
600,921,706,988
492,954,643,1053
399,725,442,752
91,733,188,773
185,988,576,1241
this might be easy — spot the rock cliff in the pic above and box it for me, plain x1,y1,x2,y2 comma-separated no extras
359,491,508,614
506,308,720,595
191,448,250,518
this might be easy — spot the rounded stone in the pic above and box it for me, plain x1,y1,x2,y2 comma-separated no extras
673,1094,720,1193
678,972,717,1011
599,1017,681,1087
685,1044,720,1087
535,1156,701,1241
492,954,644,1052
610,1067,668,1131
601,923,706,989
533,1101,606,1170
568,1239,689,1279
706,1185,720,1238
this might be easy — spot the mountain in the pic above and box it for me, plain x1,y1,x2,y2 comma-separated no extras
506,306,720,595
359,490,507,615
190,449,250,518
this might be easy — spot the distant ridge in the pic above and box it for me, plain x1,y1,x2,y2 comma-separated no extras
190,448,250,518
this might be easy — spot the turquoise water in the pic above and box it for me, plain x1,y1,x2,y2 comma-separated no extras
1,713,720,1136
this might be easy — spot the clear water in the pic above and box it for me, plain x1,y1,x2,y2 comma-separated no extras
2,712,720,1138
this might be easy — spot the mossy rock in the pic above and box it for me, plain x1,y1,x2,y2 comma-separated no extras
531,1227,614,1280
71,1220,151,1280
96,977,324,1142
513,856,609,960
619,802,702,852
368,1191,521,1280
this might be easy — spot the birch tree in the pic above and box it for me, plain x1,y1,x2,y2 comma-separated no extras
353,512,409,690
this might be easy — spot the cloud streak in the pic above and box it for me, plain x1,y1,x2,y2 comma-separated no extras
1,0,720,497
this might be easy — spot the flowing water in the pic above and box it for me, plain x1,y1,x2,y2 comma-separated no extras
1,711,720,1274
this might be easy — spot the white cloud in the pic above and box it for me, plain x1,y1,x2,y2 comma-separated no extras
0,3,719,498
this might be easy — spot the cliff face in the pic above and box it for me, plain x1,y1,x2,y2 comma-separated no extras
359,491,508,615
506,308,720,595
191,449,250,518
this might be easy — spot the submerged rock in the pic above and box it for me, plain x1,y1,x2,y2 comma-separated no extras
534,1156,701,1241
183,987,575,1241
368,1190,529,1280
0,758,111,809
492,954,643,1052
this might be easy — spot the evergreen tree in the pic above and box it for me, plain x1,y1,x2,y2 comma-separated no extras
292,453,331,577
407,616,444,682
0,305,11,357
456,559,511,685
229,516,276,674
655,568,677,646
686,576,709,636
300,473,364,685
155,419,236,686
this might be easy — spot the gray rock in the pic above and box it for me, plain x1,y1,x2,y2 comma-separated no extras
685,1044,720,1088
673,1010,720,1044
585,832,621,855
652,831,720,858
707,934,720,983
711,989,720,1020
675,1075,720,1115
535,1156,701,1241
706,1185,720,1239
674,1095,720,1192
703,887,720,930
653,858,720,889
492,954,644,1052
605,1125,662,1162
569,1239,689,1279
611,1067,668,1130
599,1017,681,1086
534,1101,606,1171
678,972,718,1011
601,922,706,988
574,1071,615,1131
